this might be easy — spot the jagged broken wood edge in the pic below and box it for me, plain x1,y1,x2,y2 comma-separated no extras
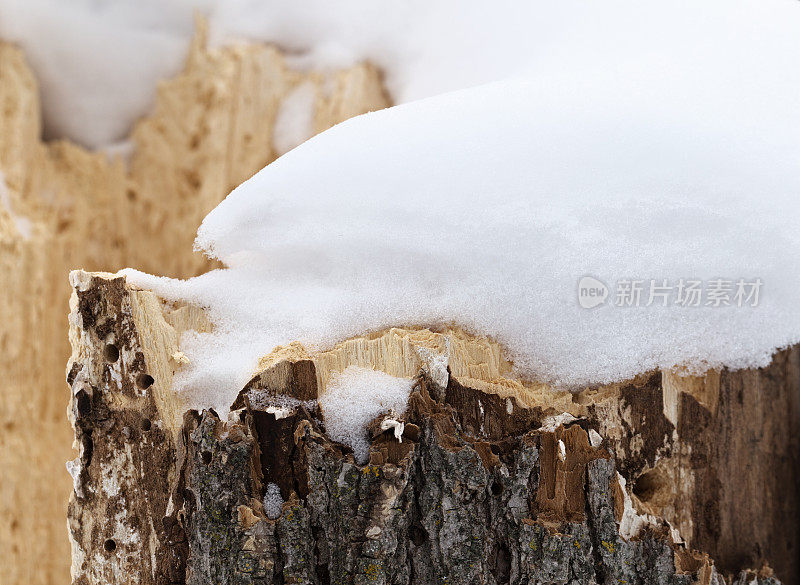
65,271,797,584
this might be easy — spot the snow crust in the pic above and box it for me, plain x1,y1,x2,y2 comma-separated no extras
317,367,413,464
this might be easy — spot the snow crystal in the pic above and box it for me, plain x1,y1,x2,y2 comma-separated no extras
416,344,449,390
263,483,283,520
557,440,566,463
317,367,414,464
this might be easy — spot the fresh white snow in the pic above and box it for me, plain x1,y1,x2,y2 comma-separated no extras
317,367,414,464
125,55,800,414
8,0,789,416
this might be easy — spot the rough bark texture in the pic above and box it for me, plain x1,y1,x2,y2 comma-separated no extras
0,22,388,584
66,273,797,585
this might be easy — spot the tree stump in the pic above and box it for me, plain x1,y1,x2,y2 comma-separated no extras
66,272,799,585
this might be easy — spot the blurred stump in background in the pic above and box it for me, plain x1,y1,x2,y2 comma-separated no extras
0,21,388,585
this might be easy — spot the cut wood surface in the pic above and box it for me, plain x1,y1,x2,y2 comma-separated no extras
65,272,799,585
0,21,388,585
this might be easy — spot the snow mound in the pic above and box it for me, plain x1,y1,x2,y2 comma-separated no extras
318,367,414,464
125,54,800,413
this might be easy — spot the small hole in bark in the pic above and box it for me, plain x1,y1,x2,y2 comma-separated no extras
491,481,504,496
316,563,331,585
104,539,116,552
632,468,669,506
201,451,212,465
82,433,93,467
410,522,428,546
491,543,511,584
141,417,151,431
67,362,81,386
136,373,154,389
103,344,119,363
76,390,91,417
182,488,196,509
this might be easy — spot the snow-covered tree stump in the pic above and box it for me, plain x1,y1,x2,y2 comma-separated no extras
66,272,798,585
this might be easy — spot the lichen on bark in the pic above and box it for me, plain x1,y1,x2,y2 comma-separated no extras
67,273,791,585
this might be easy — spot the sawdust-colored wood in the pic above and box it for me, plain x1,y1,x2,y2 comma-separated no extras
0,24,388,584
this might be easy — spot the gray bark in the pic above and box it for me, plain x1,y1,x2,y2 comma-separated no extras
65,274,793,585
